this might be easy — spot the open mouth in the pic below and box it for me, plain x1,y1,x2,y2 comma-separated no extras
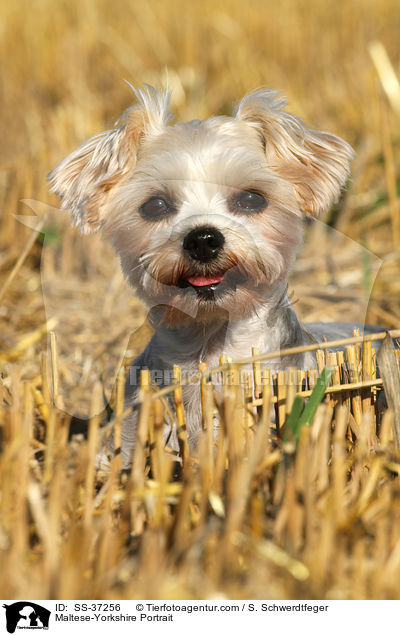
187,274,224,291
179,271,245,300
181,273,224,299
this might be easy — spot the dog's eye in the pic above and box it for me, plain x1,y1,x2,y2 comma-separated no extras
140,197,172,220
232,190,268,212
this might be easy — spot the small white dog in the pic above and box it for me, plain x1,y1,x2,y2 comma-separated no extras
49,84,358,467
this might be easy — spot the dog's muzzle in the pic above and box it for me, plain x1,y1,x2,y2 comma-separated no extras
183,226,224,263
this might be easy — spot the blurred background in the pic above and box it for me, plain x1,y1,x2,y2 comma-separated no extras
1,0,399,413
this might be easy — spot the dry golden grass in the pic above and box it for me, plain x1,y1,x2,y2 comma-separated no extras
1,0,400,600
2,330,400,600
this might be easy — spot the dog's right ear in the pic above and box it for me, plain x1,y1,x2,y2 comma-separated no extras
48,85,171,234
235,90,354,217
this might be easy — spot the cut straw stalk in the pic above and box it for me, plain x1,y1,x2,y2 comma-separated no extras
130,370,152,536
224,418,269,541
243,372,254,448
173,364,189,465
43,408,56,484
377,334,400,449
277,370,287,430
356,413,391,516
10,381,32,558
198,362,215,486
260,369,272,430
332,405,348,526
362,340,373,415
111,366,125,471
132,370,151,487
49,330,60,408
151,397,173,528
345,345,363,427
252,347,262,399
83,381,103,529
224,370,242,469
198,361,209,432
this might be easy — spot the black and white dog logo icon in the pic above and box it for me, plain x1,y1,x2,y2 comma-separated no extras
3,602,50,633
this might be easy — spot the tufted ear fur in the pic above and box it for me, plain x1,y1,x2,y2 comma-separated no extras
48,85,171,233
235,90,354,217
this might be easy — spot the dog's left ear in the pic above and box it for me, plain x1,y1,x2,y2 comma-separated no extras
49,85,171,233
235,90,354,216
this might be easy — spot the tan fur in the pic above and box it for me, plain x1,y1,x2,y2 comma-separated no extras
49,86,170,233
235,90,354,216
49,84,353,325
49,84,356,467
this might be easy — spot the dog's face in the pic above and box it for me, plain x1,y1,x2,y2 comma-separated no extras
49,86,354,324
104,117,305,324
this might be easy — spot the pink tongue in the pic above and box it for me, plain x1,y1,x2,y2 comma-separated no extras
187,274,224,287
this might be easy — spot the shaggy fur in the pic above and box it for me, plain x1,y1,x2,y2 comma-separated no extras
49,84,355,468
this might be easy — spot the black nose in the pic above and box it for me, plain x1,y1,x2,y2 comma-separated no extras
183,226,225,263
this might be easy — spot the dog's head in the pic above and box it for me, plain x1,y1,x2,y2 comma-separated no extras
49,85,354,324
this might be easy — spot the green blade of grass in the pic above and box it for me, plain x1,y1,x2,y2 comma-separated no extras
286,367,334,443
297,367,334,429
285,395,305,442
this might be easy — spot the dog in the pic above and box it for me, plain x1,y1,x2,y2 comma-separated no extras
49,84,373,468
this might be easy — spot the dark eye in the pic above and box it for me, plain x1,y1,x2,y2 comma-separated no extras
232,190,268,213
139,197,172,220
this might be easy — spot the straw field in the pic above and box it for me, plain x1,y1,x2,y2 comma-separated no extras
1,0,400,600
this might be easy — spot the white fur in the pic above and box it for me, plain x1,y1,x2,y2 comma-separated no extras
49,84,354,467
